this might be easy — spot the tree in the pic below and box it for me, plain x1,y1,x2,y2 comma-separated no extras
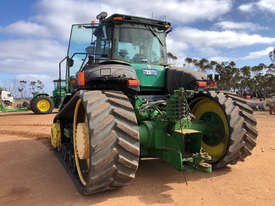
29,80,44,94
197,58,209,72
181,57,275,97
167,52,178,60
184,57,193,68
18,80,27,99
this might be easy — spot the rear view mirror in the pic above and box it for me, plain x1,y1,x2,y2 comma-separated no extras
68,58,74,67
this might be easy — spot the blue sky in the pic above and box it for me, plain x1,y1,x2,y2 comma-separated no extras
0,0,275,89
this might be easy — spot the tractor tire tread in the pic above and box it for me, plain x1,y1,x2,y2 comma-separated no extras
202,91,258,168
79,90,139,195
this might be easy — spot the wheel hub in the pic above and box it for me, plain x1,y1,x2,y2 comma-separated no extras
200,112,225,146
76,122,90,160
191,97,229,162
37,99,50,112
51,122,61,149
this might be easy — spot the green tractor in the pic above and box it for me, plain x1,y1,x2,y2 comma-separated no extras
30,79,66,114
50,12,258,195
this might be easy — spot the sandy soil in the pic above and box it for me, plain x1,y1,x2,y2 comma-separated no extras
0,111,275,206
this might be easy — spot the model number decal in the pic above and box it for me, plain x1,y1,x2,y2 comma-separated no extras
143,69,157,76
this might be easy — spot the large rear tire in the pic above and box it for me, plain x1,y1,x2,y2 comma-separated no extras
73,90,140,195
30,98,35,112
190,91,258,168
32,95,54,114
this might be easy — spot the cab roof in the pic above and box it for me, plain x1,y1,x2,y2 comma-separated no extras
104,13,171,30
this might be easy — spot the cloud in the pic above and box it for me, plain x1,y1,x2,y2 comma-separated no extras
35,0,113,40
209,56,233,63
0,21,50,37
239,3,255,12
197,47,219,56
100,0,233,22
239,0,275,13
0,39,66,74
215,21,267,31
242,46,274,60
174,27,275,49
257,0,275,13
0,39,65,60
166,36,189,56
209,47,274,62
33,0,232,40
16,74,53,81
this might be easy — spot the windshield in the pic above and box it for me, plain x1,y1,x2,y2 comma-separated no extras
67,24,111,76
113,23,167,65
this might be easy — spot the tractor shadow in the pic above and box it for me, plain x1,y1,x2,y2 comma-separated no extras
0,137,231,206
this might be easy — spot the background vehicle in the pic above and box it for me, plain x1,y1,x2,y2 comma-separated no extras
0,90,14,105
30,79,66,114
50,12,258,195
0,91,28,112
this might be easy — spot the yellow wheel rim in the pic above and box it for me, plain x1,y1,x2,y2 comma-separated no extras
73,99,90,186
37,99,50,112
192,97,229,162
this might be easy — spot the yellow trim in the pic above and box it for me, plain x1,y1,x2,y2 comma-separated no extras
76,123,90,159
175,129,200,134
73,99,87,186
51,122,61,149
37,99,51,112
192,97,229,162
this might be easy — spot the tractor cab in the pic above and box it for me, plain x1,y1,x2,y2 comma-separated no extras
61,13,171,94
52,79,66,108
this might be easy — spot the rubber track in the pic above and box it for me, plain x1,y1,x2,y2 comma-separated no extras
201,91,258,168
79,90,139,195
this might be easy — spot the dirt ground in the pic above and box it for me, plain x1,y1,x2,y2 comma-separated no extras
0,111,274,206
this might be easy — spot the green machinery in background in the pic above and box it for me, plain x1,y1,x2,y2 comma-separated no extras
30,79,66,114
50,12,258,195
0,102,28,112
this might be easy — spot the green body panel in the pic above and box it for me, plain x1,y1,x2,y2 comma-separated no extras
131,64,166,90
138,114,212,172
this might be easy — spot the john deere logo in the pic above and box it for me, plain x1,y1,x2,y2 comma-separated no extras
147,65,152,69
